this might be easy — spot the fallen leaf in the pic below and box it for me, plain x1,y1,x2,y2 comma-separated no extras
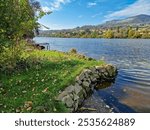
42,87,48,93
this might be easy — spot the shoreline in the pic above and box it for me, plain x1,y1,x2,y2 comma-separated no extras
57,64,117,112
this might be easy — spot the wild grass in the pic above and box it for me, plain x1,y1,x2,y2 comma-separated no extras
0,49,104,113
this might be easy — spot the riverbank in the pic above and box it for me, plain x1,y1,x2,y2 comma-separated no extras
0,49,108,113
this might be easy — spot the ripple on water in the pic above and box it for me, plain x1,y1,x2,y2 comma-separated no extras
34,37,150,112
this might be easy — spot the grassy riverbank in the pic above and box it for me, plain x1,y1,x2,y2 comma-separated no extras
0,50,104,113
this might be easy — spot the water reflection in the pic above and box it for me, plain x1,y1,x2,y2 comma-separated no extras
95,82,112,90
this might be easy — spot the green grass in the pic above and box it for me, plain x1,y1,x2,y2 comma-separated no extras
0,50,104,113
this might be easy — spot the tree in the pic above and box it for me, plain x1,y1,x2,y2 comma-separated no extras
0,0,50,43
103,30,114,38
133,31,141,38
128,29,135,38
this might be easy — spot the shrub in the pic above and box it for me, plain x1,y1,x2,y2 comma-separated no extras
69,48,77,54
0,40,39,74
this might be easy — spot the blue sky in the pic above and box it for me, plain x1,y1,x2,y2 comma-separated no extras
38,0,150,30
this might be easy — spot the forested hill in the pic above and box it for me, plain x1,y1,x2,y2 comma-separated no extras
39,14,150,39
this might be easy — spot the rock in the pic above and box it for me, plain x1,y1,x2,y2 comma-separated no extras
82,81,90,88
105,105,110,109
93,73,100,79
74,100,79,111
99,68,106,73
83,69,92,78
85,78,92,84
75,78,82,85
95,66,103,70
91,77,97,82
74,84,82,95
78,72,85,81
82,88,87,98
90,67,96,73
105,64,117,77
79,107,97,111
98,72,102,77
82,81,91,92
103,72,109,77
65,85,75,93
73,94,79,101
57,91,69,100
62,95,74,108
83,69,92,74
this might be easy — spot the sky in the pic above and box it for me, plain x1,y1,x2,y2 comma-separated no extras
37,0,150,30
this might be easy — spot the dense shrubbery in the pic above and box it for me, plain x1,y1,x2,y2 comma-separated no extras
41,26,150,39
0,0,50,73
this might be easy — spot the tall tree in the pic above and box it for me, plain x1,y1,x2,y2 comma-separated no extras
0,0,49,43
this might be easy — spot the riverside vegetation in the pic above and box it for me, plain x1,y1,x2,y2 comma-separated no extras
0,0,105,112
39,26,150,39
0,48,105,112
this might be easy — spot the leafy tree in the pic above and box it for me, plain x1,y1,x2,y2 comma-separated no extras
133,32,141,38
128,29,135,38
141,32,150,39
0,0,50,43
103,30,114,38
0,0,51,71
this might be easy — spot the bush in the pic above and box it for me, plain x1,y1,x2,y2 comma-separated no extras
0,40,39,74
69,48,77,54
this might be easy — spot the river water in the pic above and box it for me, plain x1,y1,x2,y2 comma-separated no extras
34,37,150,113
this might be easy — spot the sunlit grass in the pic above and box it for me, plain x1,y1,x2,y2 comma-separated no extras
0,50,104,113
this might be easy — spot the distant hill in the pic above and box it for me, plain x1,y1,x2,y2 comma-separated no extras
99,14,150,28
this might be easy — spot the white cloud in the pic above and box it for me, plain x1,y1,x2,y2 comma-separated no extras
87,2,97,7
105,0,150,20
42,6,51,12
50,0,71,11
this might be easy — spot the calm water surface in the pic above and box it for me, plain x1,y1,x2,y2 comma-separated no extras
34,37,150,113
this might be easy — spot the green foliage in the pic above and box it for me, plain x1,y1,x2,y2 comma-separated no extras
0,0,34,40
128,29,135,38
0,40,30,73
103,30,114,38
0,0,51,43
0,0,51,73
40,25,150,39
69,48,77,54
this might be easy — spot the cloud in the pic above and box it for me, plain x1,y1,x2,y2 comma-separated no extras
87,2,97,7
50,0,71,11
42,6,51,12
105,0,150,20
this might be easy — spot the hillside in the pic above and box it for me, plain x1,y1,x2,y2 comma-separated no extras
100,14,150,27
39,14,150,39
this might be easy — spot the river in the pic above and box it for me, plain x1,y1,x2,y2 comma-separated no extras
34,37,150,113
